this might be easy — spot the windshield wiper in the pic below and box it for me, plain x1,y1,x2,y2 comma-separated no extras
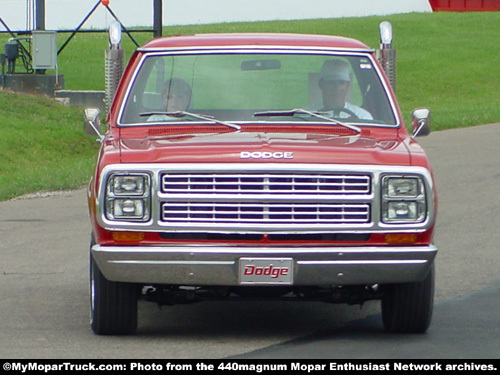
139,110,241,131
254,108,361,134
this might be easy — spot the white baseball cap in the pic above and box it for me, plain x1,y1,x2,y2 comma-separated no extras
320,60,351,82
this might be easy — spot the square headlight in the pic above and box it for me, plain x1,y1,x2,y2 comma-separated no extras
112,199,146,219
385,177,420,198
383,201,426,222
381,175,426,224
111,175,147,196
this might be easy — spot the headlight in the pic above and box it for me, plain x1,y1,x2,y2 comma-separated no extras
112,199,146,219
382,176,426,223
105,173,151,221
110,175,146,195
386,177,420,197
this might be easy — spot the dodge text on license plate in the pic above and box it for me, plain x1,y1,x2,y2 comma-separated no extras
239,258,294,285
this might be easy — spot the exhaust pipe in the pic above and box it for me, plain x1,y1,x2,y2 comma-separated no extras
376,21,396,92
104,20,124,113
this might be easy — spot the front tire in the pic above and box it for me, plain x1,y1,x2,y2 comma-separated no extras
90,248,138,335
381,263,435,333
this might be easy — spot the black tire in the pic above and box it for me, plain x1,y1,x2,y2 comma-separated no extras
90,243,139,335
381,263,435,333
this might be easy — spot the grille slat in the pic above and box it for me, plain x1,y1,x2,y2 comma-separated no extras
162,173,371,195
162,202,370,224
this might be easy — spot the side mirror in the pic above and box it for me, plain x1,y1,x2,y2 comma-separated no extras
83,108,104,142
411,108,431,138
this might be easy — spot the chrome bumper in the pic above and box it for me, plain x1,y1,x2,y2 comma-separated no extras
91,244,437,286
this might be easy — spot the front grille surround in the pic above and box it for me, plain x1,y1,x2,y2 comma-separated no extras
96,164,435,234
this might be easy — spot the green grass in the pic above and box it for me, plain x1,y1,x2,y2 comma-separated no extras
1,12,500,201
0,91,99,201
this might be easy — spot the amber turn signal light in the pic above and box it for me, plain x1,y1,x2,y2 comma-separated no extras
112,232,145,242
384,233,417,244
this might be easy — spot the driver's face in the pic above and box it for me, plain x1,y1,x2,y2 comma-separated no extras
320,79,350,108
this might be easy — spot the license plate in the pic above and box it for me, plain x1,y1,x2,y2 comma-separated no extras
239,258,293,285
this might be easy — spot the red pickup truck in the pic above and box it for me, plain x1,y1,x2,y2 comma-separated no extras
85,30,437,335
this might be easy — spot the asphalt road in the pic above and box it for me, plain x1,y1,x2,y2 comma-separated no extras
232,284,500,359
1,123,499,359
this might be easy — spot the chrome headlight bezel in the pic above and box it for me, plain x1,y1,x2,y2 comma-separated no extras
381,175,427,224
105,173,151,222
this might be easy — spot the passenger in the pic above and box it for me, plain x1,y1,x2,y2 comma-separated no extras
148,78,192,121
161,78,192,112
316,60,372,120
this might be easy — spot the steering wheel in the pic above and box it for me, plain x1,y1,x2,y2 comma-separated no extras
319,106,359,119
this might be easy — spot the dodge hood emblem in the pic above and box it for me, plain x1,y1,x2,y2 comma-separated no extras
240,151,293,159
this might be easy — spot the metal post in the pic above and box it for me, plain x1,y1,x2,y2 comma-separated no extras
153,0,163,38
34,0,47,74
35,0,45,30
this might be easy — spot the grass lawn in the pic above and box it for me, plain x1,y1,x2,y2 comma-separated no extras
0,91,99,201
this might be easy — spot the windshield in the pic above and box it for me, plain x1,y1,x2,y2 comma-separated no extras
120,52,397,126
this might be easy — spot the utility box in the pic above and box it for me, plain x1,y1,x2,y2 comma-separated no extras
32,31,57,70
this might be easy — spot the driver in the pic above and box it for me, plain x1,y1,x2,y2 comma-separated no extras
316,60,372,120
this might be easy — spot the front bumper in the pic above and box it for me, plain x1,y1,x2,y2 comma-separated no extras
91,244,437,286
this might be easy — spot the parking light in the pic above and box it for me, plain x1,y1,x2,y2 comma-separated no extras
384,233,417,244
112,231,145,242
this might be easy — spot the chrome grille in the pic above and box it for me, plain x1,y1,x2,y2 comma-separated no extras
159,172,372,227
161,173,371,195
162,202,370,225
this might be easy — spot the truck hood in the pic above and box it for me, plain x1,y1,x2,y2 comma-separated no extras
118,128,410,165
